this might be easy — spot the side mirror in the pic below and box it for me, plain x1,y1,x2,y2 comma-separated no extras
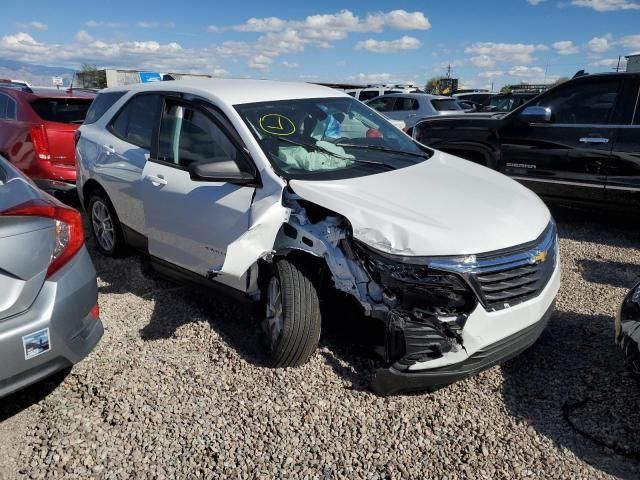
188,159,257,186
520,106,551,123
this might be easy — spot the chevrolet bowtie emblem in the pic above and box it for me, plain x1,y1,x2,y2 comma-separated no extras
531,250,548,264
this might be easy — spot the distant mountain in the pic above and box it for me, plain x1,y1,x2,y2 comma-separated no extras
0,60,76,87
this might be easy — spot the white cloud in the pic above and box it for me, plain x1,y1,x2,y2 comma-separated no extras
478,70,505,78
207,9,431,71
509,65,545,77
282,60,299,68
354,36,421,53
136,21,176,29
587,34,613,53
570,0,640,10
346,72,416,85
29,21,47,31
75,30,94,43
470,55,496,68
553,40,579,54
248,54,273,71
620,34,640,51
527,0,546,4
0,32,225,75
465,42,548,65
589,57,627,69
85,20,127,28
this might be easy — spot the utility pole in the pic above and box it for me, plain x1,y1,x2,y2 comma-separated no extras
615,56,622,72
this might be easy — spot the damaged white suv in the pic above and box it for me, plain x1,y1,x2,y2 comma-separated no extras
76,79,560,395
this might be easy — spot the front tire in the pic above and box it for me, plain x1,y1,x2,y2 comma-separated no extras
262,258,321,367
87,190,126,257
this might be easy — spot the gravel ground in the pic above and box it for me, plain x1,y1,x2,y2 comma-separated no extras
1,206,640,479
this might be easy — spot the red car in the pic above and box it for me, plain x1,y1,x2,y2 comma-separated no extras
0,82,95,192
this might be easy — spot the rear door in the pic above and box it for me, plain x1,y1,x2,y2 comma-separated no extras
141,96,256,286
386,96,420,125
605,75,640,209
500,76,623,203
100,93,162,234
0,161,54,320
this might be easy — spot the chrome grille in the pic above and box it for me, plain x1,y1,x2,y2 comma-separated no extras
430,222,558,312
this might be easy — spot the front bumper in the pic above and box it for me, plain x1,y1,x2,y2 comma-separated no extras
0,247,103,398
372,301,554,395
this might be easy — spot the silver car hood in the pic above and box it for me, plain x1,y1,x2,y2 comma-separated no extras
289,150,550,257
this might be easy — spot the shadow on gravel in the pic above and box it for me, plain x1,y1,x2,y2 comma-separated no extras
501,310,640,479
577,259,640,289
0,368,70,421
94,252,266,366
549,204,640,248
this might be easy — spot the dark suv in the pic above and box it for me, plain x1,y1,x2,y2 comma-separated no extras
413,72,640,211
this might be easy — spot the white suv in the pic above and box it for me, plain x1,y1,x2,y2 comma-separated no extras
76,79,560,395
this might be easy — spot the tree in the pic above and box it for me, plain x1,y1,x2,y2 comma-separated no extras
424,76,440,94
500,85,512,94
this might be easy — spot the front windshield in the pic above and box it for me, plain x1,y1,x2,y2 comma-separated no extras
234,97,432,180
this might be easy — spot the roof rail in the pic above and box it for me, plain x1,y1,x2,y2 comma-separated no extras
0,80,33,93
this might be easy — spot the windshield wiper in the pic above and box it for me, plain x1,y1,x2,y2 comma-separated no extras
333,143,429,159
275,137,395,170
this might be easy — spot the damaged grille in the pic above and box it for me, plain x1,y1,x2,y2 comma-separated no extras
463,223,558,311
354,221,557,314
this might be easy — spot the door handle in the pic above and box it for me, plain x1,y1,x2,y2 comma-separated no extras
103,145,115,154
579,137,609,144
146,174,167,186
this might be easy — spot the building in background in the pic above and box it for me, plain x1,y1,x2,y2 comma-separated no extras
73,69,212,89
626,53,640,73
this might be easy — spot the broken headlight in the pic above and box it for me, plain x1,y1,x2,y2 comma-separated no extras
353,241,477,315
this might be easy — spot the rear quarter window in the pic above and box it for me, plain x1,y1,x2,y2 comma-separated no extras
31,98,93,124
84,91,126,124
431,99,461,112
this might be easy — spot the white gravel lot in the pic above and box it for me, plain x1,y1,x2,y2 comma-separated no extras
1,206,639,480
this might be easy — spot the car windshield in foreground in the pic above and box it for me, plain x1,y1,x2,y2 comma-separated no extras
235,97,432,180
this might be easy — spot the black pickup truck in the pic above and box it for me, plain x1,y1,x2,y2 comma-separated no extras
413,72,640,211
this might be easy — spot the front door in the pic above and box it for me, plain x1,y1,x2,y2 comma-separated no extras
605,76,640,210
142,97,256,283
500,77,624,203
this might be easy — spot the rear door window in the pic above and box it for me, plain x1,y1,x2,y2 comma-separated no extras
367,97,396,112
84,91,126,124
394,97,419,111
30,98,93,124
358,90,380,102
431,99,461,111
110,94,162,149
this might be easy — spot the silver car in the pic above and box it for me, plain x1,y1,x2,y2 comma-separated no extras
0,156,102,398
366,93,462,130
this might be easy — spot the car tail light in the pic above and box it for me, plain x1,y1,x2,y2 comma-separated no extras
30,125,51,160
90,303,100,320
1,198,84,278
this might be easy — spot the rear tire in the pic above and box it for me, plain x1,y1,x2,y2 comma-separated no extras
87,190,126,257
262,258,321,367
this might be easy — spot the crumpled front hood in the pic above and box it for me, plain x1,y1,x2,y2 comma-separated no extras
289,150,550,257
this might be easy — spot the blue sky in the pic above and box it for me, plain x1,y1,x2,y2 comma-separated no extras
0,0,638,88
